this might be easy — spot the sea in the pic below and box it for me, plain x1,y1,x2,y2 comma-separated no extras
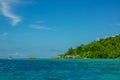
0,59,120,80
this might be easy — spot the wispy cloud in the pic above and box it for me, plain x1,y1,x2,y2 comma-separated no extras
0,0,21,26
0,32,8,38
30,25,56,31
9,51,24,57
114,24,120,26
111,23,120,26
2,32,8,37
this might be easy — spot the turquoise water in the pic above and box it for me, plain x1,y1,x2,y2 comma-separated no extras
0,59,120,80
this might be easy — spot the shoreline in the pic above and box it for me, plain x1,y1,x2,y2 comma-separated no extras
0,58,120,60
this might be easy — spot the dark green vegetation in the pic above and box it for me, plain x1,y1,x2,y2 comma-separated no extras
60,34,120,58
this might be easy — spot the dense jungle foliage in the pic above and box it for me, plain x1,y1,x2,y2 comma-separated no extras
60,34,120,58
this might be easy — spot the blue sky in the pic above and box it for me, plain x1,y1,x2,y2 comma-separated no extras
0,0,120,58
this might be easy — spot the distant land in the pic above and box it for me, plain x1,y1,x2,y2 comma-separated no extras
53,34,120,58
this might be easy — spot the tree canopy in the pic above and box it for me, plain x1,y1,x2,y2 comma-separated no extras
60,34,120,58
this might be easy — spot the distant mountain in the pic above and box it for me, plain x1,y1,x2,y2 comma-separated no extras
59,34,120,58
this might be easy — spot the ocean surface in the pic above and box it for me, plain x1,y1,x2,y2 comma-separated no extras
0,59,120,80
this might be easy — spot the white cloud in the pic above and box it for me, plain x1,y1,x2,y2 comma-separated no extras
0,0,21,26
30,25,56,31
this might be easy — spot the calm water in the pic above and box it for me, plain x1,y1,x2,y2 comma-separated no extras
0,59,120,80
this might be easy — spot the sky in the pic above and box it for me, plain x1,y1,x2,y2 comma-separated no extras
0,0,120,58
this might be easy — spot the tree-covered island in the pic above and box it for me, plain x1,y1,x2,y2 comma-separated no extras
57,34,120,58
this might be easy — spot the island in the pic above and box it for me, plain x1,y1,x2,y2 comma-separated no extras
28,55,36,59
56,34,120,58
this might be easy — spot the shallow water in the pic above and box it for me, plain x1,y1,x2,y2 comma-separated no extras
0,59,120,80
